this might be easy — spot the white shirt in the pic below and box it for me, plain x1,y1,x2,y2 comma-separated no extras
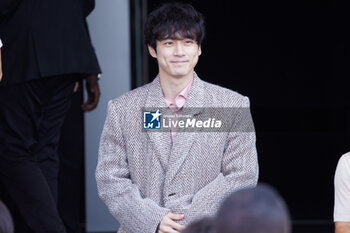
334,152,350,222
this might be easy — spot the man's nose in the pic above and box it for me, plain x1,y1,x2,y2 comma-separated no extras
174,42,185,56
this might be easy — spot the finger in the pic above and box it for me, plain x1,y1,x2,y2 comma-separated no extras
87,94,98,111
167,228,180,233
81,97,91,111
81,99,92,112
81,104,89,112
159,216,172,232
73,81,79,93
167,213,184,221
168,220,184,231
82,103,94,112
84,96,96,111
82,87,100,112
160,226,180,233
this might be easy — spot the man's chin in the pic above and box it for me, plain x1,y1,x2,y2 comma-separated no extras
172,73,191,79
170,70,193,78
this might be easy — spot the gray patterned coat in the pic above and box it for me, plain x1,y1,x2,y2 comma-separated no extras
96,73,259,233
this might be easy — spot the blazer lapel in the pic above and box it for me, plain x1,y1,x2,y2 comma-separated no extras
165,73,206,183
145,76,172,171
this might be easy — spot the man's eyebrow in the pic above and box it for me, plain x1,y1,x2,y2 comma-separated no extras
159,37,195,41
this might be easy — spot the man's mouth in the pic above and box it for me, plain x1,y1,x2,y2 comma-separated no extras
171,60,188,64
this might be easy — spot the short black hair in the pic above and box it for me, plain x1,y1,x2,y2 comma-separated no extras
216,184,291,233
182,217,215,233
144,2,205,50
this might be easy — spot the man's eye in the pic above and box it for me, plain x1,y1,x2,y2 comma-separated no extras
185,40,194,44
164,41,173,45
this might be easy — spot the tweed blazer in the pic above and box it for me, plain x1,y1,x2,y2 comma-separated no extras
96,73,259,233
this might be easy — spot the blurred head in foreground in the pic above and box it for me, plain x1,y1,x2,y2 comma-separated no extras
216,183,291,233
0,200,14,233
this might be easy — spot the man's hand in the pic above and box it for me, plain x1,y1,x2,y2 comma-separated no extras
82,74,100,112
158,212,185,233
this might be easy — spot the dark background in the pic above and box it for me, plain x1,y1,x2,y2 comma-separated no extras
144,0,349,231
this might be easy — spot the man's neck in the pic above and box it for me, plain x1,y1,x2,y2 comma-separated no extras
159,72,193,102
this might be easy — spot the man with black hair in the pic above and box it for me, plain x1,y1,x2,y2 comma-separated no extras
96,2,258,233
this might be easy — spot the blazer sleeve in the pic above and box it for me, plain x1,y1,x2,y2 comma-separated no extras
179,96,259,225
96,101,170,233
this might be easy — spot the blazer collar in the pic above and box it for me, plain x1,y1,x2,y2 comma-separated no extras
145,72,206,180
144,75,169,171
145,72,205,110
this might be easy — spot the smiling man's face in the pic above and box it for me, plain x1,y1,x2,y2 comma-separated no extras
148,37,202,80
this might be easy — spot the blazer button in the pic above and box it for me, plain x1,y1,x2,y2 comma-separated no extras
168,193,176,197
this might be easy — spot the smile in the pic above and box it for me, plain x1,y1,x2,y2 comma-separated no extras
171,61,188,64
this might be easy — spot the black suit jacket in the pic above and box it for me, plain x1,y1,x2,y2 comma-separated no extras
0,0,101,85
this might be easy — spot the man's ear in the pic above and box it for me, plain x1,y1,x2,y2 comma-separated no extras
148,45,157,58
198,45,202,56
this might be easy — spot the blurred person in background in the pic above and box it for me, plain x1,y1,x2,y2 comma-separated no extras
334,152,350,233
0,0,100,232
